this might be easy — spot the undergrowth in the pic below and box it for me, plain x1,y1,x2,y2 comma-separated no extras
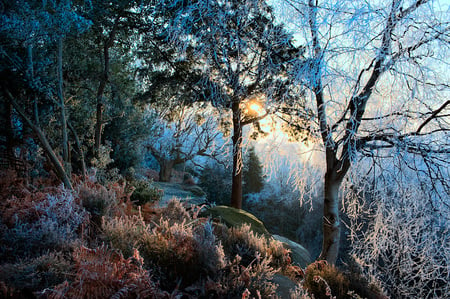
0,170,381,298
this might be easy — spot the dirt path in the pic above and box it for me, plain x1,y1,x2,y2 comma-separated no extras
153,182,207,206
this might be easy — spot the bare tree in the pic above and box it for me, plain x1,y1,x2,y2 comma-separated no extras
143,105,229,182
275,0,450,263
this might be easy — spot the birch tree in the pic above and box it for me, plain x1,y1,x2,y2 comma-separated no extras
275,0,450,263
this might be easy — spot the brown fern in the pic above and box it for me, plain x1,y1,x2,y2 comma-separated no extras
47,245,166,299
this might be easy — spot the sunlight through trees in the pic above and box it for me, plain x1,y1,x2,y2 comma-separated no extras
0,0,448,297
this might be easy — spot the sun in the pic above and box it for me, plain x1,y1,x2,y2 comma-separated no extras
243,99,289,139
249,102,263,114
245,100,266,117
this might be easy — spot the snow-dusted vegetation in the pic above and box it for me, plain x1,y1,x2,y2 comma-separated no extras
1,0,448,297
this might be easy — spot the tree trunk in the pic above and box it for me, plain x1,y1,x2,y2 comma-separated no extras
27,45,40,127
159,159,175,182
94,69,107,157
231,101,243,209
94,19,118,158
57,37,70,175
6,91,73,189
319,170,343,264
68,122,87,177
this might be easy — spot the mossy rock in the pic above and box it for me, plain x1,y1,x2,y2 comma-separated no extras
203,205,270,236
272,234,312,268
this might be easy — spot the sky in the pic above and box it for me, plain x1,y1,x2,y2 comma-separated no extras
247,0,450,194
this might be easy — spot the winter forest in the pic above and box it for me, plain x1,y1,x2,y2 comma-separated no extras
0,0,449,298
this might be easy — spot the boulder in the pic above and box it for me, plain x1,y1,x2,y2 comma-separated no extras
202,206,312,267
272,274,298,298
202,205,270,236
272,234,312,268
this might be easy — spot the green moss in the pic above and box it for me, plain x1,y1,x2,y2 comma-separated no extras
203,205,271,236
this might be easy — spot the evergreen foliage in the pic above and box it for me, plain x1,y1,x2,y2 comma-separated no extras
243,146,265,194
199,162,232,205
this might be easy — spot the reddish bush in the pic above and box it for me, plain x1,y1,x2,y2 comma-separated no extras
304,261,350,299
44,245,167,299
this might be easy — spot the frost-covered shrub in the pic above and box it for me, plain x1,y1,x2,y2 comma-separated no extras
89,143,122,185
101,199,288,296
194,221,227,273
139,218,226,289
43,245,167,299
220,224,291,269
102,200,226,290
303,261,350,299
159,198,193,224
78,182,118,218
0,189,88,261
302,259,385,299
102,215,148,258
128,178,163,205
289,285,313,299
142,219,199,285
215,254,279,298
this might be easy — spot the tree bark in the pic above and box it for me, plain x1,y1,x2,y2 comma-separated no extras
159,159,175,182
27,45,40,127
68,122,87,177
319,170,343,264
94,46,108,157
94,18,119,158
231,101,243,209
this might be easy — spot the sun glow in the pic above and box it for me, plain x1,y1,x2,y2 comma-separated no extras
244,100,265,117
249,102,264,114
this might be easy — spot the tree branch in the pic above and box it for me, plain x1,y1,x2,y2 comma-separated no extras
4,88,73,189
416,100,449,134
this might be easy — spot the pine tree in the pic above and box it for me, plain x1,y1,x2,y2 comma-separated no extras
154,0,304,208
243,146,264,194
